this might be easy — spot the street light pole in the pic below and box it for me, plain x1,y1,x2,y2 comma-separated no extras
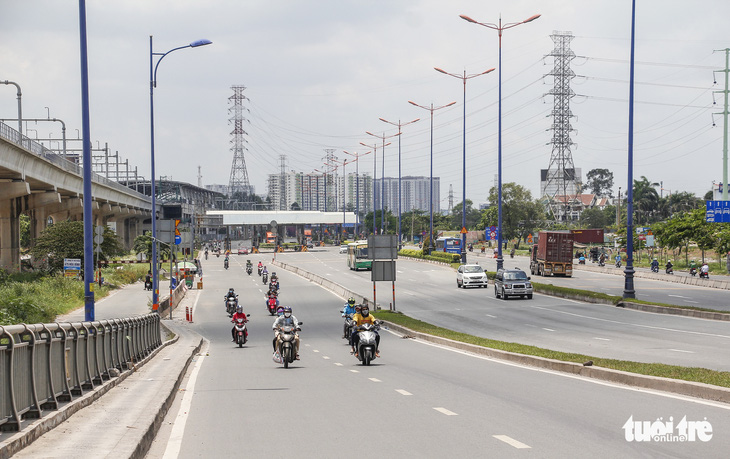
434,66,495,264
150,36,211,312
408,100,456,253
366,132,399,233
379,117,419,245
345,150,371,238
360,141,387,236
623,0,637,299
460,12,540,270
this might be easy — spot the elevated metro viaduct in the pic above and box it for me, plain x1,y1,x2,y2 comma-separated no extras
207,210,357,248
0,123,152,270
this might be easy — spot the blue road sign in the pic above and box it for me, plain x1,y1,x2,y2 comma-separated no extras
706,200,730,223
175,234,182,245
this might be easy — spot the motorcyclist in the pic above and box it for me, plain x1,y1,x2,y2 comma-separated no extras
650,258,659,272
246,259,253,269
272,307,300,359
700,262,710,277
262,266,269,276
615,254,622,267
257,261,263,273
665,260,673,273
204,249,209,260
350,305,379,358
144,270,152,289
231,305,249,342
342,298,357,338
224,288,238,308
599,252,606,266
271,272,278,282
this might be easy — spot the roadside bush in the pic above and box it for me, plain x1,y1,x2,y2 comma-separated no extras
398,249,460,264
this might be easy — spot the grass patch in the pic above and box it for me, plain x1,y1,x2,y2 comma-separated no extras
376,310,730,388
0,264,149,325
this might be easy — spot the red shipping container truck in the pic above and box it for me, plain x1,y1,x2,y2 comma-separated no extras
570,229,604,244
530,230,574,277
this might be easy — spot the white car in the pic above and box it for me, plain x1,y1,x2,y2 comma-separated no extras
339,244,349,254
456,264,488,288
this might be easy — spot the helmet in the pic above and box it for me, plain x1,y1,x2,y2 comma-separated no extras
228,288,234,294
348,297,355,306
272,272,277,277
361,306,370,317
355,305,362,312
653,258,657,261
276,307,284,316
237,305,243,313
283,307,292,318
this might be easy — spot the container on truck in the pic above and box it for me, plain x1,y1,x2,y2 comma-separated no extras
530,230,574,277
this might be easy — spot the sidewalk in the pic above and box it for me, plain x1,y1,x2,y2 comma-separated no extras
56,279,154,322
0,288,203,459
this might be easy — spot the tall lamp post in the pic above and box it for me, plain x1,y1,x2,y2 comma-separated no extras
623,0,637,299
344,150,371,238
379,117,419,246
408,100,456,253
435,66,495,264
366,131,400,233
150,36,211,312
460,12,540,270
360,141,390,235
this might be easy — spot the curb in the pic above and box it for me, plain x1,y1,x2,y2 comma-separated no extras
274,259,730,404
0,324,180,459
384,321,730,404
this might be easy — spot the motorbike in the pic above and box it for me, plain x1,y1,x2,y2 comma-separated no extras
353,322,380,366
651,264,660,273
257,266,263,276
480,247,485,254
700,269,709,279
615,259,622,268
266,296,279,315
263,272,269,284
666,265,674,275
233,314,250,347
274,323,302,369
689,267,697,276
468,244,473,252
225,295,238,317
510,250,515,259
578,256,586,265
246,265,253,275
341,311,355,340
216,252,220,258
144,277,153,291
598,258,605,267
205,251,208,260
224,258,229,270
269,280,279,291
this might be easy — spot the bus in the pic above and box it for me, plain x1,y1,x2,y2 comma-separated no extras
347,240,372,271
435,236,462,254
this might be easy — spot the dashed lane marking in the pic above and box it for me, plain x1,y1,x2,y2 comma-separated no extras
395,389,412,396
334,363,343,366
433,407,458,416
594,337,610,341
669,349,695,353
323,356,330,360
313,350,320,353
542,328,555,332
493,435,531,449
350,370,359,373
369,378,381,383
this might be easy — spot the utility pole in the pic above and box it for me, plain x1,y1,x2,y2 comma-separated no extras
714,48,730,201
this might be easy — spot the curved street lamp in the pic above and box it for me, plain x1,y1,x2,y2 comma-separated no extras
344,150,371,237
366,131,400,233
149,36,211,312
460,12,539,270
360,141,391,235
434,66,495,263
379,117,419,246
408,100,456,253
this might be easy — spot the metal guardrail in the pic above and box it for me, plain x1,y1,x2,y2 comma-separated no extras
0,314,162,432
0,121,151,204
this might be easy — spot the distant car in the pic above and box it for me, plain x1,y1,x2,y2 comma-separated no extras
456,264,488,288
339,244,349,254
494,269,533,300
237,247,249,255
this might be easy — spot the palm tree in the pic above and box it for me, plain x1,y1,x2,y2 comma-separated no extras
632,176,660,224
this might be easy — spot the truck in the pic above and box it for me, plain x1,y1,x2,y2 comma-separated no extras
530,230,574,277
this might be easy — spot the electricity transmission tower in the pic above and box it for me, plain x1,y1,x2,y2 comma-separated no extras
542,31,577,221
448,184,454,212
228,85,253,205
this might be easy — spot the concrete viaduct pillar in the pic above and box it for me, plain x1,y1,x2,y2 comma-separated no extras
0,182,30,270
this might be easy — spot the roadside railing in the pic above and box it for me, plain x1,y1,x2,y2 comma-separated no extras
0,314,162,432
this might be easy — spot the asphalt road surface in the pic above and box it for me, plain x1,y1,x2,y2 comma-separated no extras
145,254,730,458
263,249,730,371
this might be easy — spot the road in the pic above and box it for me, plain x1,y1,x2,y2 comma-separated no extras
147,253,730,458
261,248,730,371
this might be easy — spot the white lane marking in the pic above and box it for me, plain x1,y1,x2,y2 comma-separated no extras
594,337,611,341
405,292,416,296
528,305,730,340
493,435,531,449
334,363,343,366
485,314,497,318
683,300,699,304
396,389,412,396
313,350,320,353
162,346,207,459
305,344,311,347
190,290,202,316
323,356,330,360
542,328,555,332
350,370,359,373
383,328,730,411
433,407,458,416
669,349,695,354
668,294,690,299
369,378,381,383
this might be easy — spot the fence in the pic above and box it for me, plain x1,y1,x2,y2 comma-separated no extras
0,314,162,432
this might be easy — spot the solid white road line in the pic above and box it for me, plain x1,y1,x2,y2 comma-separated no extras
668,294,690,299
493,435,531,449
669,349,695,353
433,407,458,416
395,389,412,396
162,345,207,459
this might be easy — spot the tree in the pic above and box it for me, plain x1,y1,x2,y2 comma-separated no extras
30,221,125,273
633,176,660,224
585,168,614,197
487,183,545,248
133,231,171,270
450,200,482,231
579,207,608,229
290,202,301,211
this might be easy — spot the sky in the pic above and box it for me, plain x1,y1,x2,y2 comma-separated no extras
2,1,729,208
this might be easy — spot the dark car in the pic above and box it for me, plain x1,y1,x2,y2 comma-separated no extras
494,268,533,300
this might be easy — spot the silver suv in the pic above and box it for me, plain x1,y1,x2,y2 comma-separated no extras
494,269,533,300
456,264,488,288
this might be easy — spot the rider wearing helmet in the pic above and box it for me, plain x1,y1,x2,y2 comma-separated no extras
342,297,357,317
271,272,278,282
224,288,237,308
231,304,248,342
350,305,379,357
272,307,301,359
651,258,659,271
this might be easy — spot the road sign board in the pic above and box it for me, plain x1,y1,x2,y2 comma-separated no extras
371,260,396,281
64,258,81,270
93,235,104,245
706,200,730,223
175,235,182,245
460,227,467,234
95,226,104,236
367,235,398,260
